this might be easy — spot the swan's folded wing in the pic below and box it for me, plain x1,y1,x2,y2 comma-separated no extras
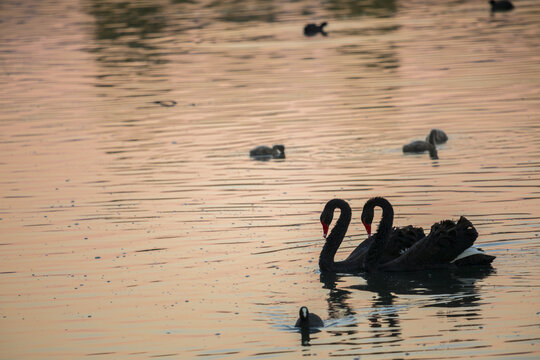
344,236,374,263
379,225,425,264
379,217,478,271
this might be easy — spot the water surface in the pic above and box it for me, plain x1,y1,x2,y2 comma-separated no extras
1,0,539,358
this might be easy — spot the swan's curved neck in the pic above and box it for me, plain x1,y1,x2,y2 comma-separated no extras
319,200,351,269
364,197,394,271
375,198,394,238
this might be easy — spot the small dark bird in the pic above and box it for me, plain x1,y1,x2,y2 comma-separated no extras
295,306,324,328
490,0,514,11
403,130,438,160
425,129,448,145
249,144,285,159
304,22,328,37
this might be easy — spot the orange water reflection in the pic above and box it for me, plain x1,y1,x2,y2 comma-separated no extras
1,0,539,358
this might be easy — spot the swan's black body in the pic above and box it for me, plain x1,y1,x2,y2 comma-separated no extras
378,217,478,271
425,129,448,144
403,130,439,159
361,197,496,272
249,144,285,159
490,0,514,11
304,22,328,36
319,199,425,273
295,306,324,328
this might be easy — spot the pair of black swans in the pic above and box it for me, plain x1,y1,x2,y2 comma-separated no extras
295,197,495,330
319,197,495,273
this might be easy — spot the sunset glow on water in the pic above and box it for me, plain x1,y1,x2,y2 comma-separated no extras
1,0,539,358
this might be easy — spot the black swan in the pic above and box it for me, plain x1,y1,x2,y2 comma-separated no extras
249,144,285,159
425,129,448,145
295,306,324,328
490,0,514,11
319,199,425,273
360,197,425,265
403,130,438,159
304,22,328,37
361,197,496,272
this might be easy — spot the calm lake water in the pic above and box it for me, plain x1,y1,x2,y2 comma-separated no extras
1,0,539,358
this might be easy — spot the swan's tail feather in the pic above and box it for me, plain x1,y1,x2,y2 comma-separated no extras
453,253,496,266
452,245,496,266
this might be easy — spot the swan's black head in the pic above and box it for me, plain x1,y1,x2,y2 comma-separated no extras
320,209,332,239
299,306,309,320
320,199,351,238
361,197,392,236
361,205,374,236
320,201,336,238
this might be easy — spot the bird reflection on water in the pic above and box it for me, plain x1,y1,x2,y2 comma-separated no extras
298,326,321,346
319,267,494,342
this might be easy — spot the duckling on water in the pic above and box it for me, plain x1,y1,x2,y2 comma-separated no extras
490,0,514,11
250,144,285,159
304,22,328,37
295,306,324,328
403,130,438,160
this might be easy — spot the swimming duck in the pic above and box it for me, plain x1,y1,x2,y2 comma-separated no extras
295,306,324,328
490,0,514,11
249,144,285,159
304,22,328,37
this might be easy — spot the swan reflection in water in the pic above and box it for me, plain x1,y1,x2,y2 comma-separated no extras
319,267,494,341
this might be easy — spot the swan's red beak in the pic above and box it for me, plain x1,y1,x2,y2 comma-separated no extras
363,221,372,236
321,221,329,238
